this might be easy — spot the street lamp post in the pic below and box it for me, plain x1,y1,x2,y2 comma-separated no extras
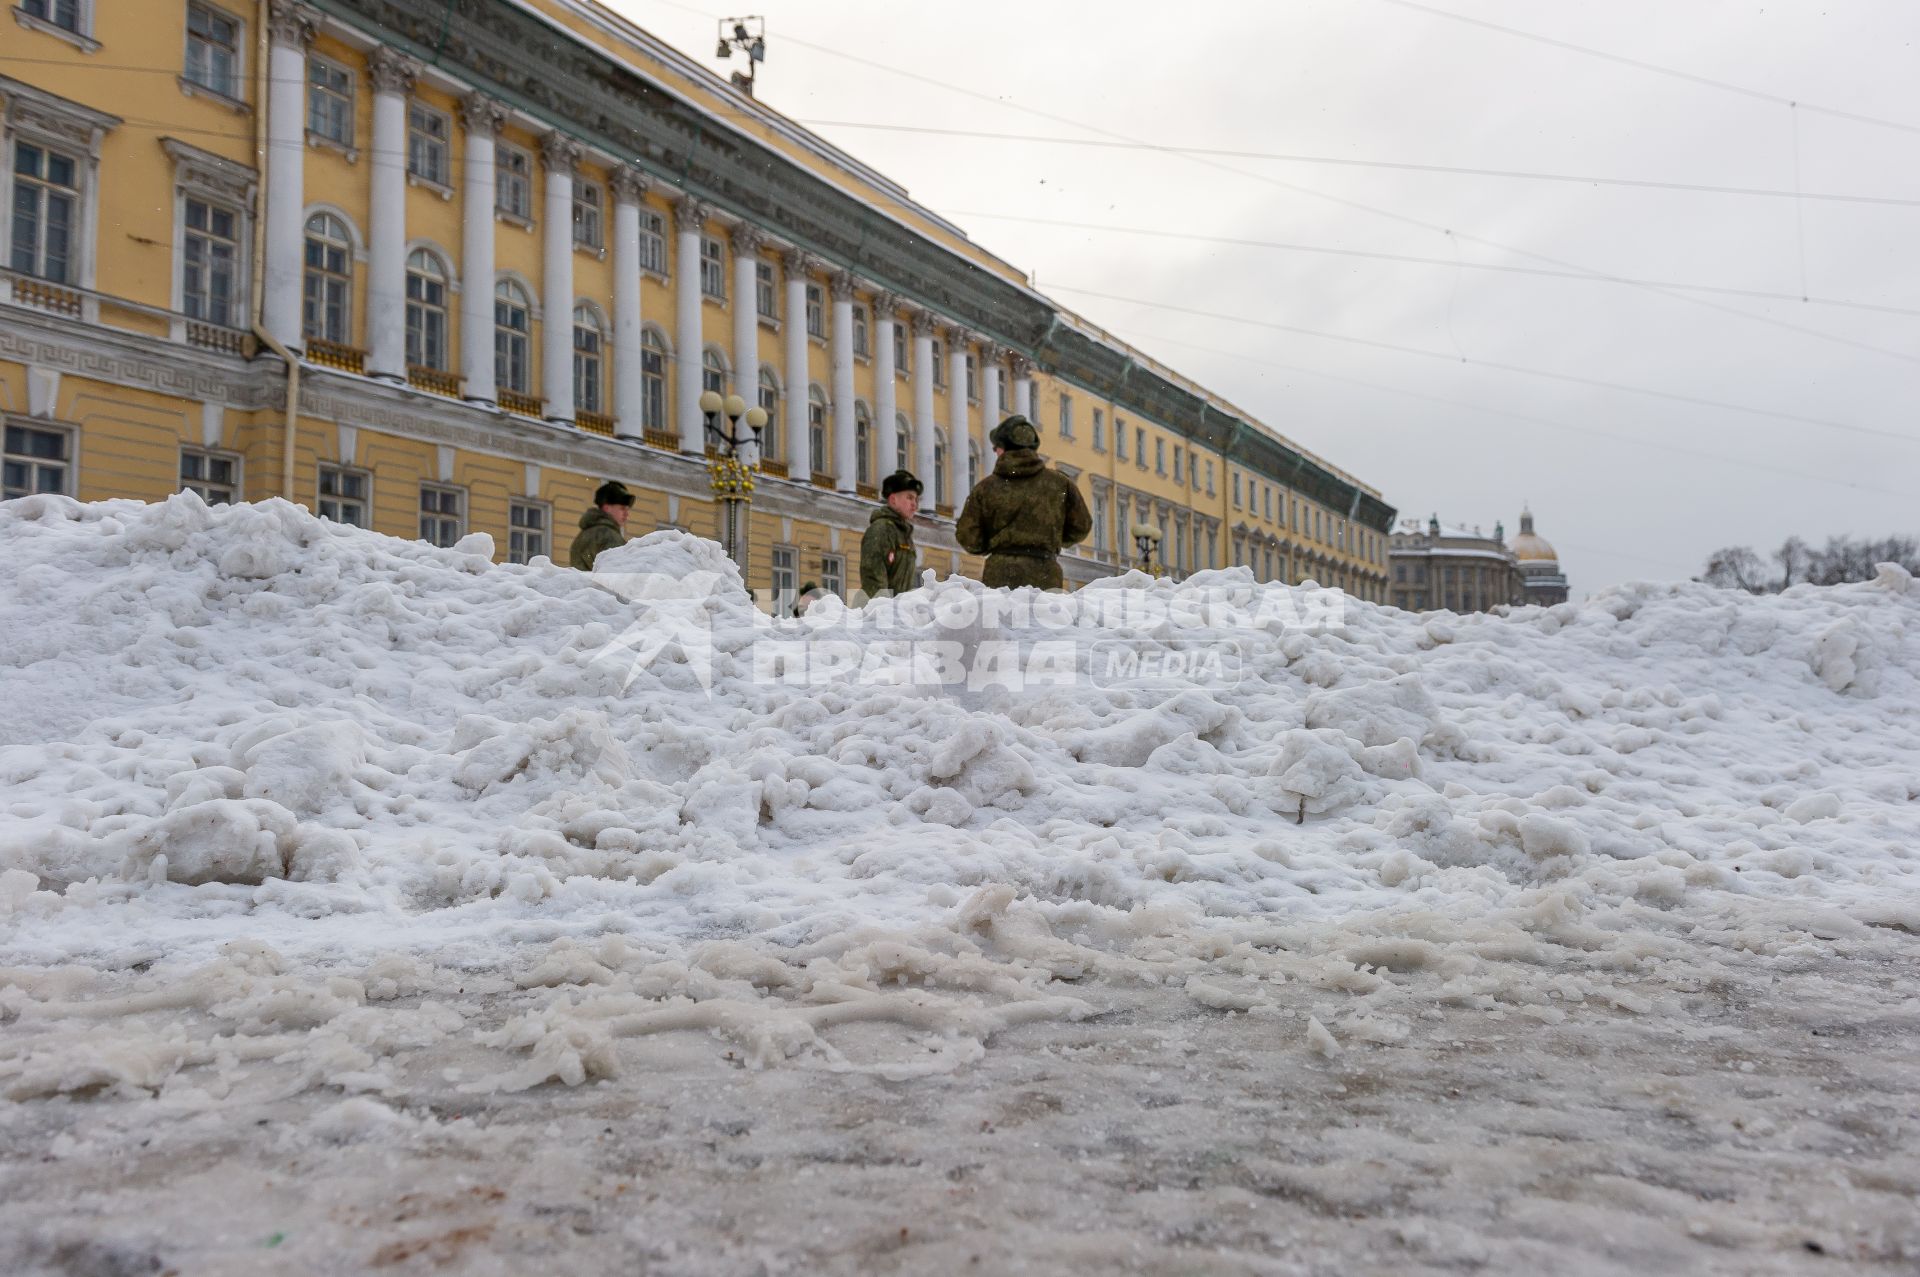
1130,521,1164,578
700,389,768,579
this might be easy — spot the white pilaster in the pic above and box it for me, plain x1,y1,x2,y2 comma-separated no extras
262,2,313,349
1012,354,1035,422
872,291,899,477
730,225,764,399
783,248,813,474
830,270,857,493
365,47,417,380
979,342,1005,481
911,310,937,500
540,131,581,422
673,197,709,453
460,93,507,406
609,167,648,438
947,327,972,497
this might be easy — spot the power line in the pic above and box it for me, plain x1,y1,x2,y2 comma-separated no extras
796,118,1920,209
1049,281,1920,448
1372,0,1920,138
1104,323,1909,504
947,208,1920,321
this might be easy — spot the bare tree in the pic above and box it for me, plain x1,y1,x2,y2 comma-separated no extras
1775,536,1811,588
1701,534,1920,592
1699,545,1772,593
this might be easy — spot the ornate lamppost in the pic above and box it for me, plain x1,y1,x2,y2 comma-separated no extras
1130,521,1164,578
699,389,767,576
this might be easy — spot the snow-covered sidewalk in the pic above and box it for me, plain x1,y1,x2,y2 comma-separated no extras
2,493,1916,1273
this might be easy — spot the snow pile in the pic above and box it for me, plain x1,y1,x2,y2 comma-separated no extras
2,492,1918,1100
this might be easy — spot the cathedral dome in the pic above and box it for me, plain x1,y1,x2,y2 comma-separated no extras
1511,508,1556,562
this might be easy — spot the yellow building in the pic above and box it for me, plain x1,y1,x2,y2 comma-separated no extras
0,0,1395,600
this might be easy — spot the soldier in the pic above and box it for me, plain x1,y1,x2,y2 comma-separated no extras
861,469,922,598
954,416,1092,590
569,480,634,570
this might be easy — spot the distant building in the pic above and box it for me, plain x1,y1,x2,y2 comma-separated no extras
1509,508,1570,605
1389,509,1569,612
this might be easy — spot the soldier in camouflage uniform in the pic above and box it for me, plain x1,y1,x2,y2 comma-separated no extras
954,416,1093,590
860,469,922,597
569,480,634,570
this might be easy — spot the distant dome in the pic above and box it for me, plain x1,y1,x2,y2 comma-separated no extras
1512,508,1556,562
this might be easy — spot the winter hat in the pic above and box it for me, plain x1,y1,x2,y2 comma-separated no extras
593,480,636,507
989,416,1040,451
881,469,923,498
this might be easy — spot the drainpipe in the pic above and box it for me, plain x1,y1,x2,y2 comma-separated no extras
250,0,299,503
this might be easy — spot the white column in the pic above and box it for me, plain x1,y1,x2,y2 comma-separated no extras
540,131,581,422
459,93,506,406
673,197,709,453
872,291,899,477
609,167,648,438
783,248,812,475
262,2,313,349
830,271,857,493
1013,355,1035,422
947,327,971,496
365,47,417,380
980,345,1005,436
731,224,764,408
911,309,937,497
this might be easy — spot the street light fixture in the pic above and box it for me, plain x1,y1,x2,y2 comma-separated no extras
1130,521,1164,577
701,390,767,578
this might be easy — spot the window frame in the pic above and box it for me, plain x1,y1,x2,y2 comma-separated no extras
571,178,604,254
639,208,667,277
18,0,98,51
182,1,246,105
1091,408,1105,453
770,544,797,611
301,209,355,345
179,445,241,504
165,138,256,338
8,139,82,286
508,497,550,564
1057,394,1073,440
806,384,828,476
406,99,452,191
804,282,823,339
754,259,778,323
494,141,533,224
305,52,355,154
404,246,452,371
493,277,534,395
756,366,781,461
316,462,370,527
572,303,606,415
418,481,466,548
699,235,726,300
641,325,669,432
819,554,844,600
3,419,76,499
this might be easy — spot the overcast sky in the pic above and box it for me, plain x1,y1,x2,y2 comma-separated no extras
617,0,1920,595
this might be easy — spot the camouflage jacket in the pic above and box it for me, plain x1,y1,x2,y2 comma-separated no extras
859,507,917,596
569,508,625,571
954,450,1093,563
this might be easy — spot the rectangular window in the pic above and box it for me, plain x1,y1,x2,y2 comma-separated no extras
1155,437,1166,476
407,102,450,187
931,339,946,388
179,447,239,504
10,142,79,284
22,0,83,33
317,464,368,527
1135,426,1146,468
306,56,352,146
699,237,725,299
3,423,72,498
854,306,870,358
804,283,823,337
1091,409,1105,453
965,354,977,403
1204,459,1214,495
509,499,548,564
1233,472,1241,508
185,3,242,100
572,180,602,251
573,316,603,413
1171,447,1182,484
639,209,666,274
419,483,464,547
1092,491,1108,555
1058,395,1073,440
1266,488,1275,522
771,545,796,611
182,197,239,327
892,323,907,376
494,143,532,220
755,260,777,319
1115,418,1127,460
820,554,844,599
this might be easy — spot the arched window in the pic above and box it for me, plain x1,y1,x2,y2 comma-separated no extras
702,347,728,398
493,279,532,394
807,385,828,477
405,249,449,370
933,429,948,507
854,401,872,488
895,413,911,475
572,305,604,415
757,366,781,462
302,212,352,344
641,328,668,432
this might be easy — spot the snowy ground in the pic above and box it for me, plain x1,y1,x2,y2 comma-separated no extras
2,493,1917,1274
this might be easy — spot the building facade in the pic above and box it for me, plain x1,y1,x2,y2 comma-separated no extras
1389,509,1570,612
1,0,1394,601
